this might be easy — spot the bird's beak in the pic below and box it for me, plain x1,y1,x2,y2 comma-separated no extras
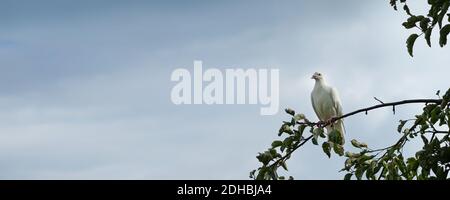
311,75,315,79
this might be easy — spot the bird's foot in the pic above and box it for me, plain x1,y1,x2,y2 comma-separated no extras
317,121,326,128
324,118,336,126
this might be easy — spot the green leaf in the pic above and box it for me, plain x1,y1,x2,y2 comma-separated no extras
371,160,381,174
290,118,295,125
415,150,425,159
407,157,419,174
430,4,440,25
395,156,407,176
430,106,441,124
278,124,293,136
373,162,383,174
439,24,450,47
403,4,411,16
390,0,397,10
406,33,419,57
333,144,344,156
322,142,331,158
329,129,343,145
355,167,364,180
312,128,320,145
358,142,368,148
420,123,429,132
298,124,306,134
256,167,266,180
295,125,306,140
397,120,407,133
438,1,449,28
312,137,318,145
285,108,295,116
344,173,352,180
420,17,431,30
359,155,375,163
271,140,283,148
350,139,368,148
283,137,294,147
249,170,256,179
387,161,398,180
314,127,325,138
365,166,373,180
421,167,431,179
278,125,286,136
345,151,356,158
402,21,416,29
344,158,353,169
425,28,432,47
403,16,424,29
256,153,271,165
280,161,288,171
269,148,278,158
269,169,277,180
439,112,446,126
293,114,305,121
421,135,429,145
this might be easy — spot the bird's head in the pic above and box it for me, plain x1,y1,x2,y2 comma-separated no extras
311,72,323,80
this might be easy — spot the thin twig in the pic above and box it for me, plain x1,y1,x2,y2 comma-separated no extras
268,135,313,169
430,131,449,134
374,97,385,104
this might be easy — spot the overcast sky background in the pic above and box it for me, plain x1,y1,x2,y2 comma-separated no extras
0,0,449,179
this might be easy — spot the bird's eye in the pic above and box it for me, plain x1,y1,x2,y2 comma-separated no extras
318,73,321,76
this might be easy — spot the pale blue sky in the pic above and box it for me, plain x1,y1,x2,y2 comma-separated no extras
0,0,449,179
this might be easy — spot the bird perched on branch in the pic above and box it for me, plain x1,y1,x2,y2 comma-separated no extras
310,72,345,145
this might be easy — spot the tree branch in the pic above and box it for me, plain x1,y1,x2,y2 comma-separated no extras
298,99,443,127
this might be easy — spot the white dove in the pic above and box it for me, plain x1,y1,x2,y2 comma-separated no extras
310,72,345,145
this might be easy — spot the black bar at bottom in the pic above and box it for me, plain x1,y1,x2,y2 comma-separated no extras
0,180,446,199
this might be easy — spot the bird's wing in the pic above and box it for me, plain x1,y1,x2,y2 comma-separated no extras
330,87,343,117
330,86,346,135
329,87,346,144
311,92,323,121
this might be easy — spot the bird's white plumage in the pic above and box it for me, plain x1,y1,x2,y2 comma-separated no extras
310,72,345,144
